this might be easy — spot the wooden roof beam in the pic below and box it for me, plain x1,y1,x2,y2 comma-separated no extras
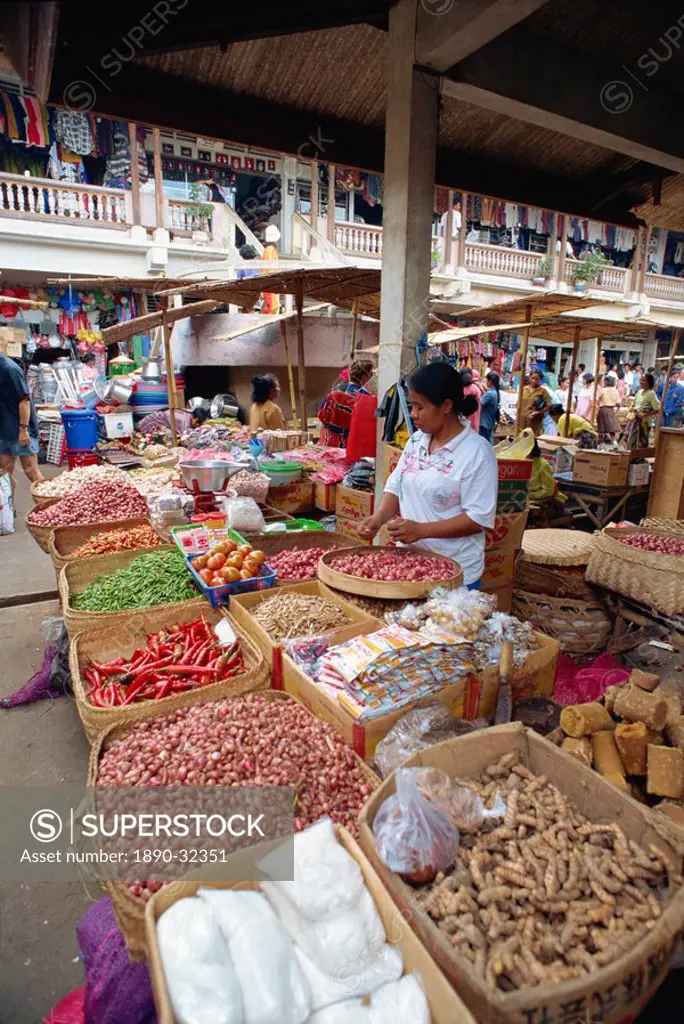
442,26,684,174
415,0,549,71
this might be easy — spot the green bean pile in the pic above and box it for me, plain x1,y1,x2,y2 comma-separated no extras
72,550,198,612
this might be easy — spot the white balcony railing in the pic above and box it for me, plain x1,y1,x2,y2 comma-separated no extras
644,273,684,302
167,199,213,235
563,261,629,292
465,242,543,278
0,172,128,225
334,222,383,257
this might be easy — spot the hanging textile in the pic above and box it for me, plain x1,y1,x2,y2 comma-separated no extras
1,92,22,140
363,173,383,207
54,109,93,155
21,96,47,147
336,167,360,191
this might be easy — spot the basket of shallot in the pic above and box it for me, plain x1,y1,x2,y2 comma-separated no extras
586,525,684,616
318,546,463,599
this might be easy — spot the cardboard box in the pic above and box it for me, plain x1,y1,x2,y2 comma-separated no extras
358,723,684,1024
573,449,631,487
482,545,517,588
377,441,403,487
335,484,375,521
538,437,577,475
277,623,557,758
628,461,650,486
485,511,528,550
313,480,337,512
336,513,372,544
267,481,314,515
146,827,476,1024
226,580,376,664
496,478,530,514
497,457,534,482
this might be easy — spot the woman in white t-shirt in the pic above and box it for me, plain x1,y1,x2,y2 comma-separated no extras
359,363,498,588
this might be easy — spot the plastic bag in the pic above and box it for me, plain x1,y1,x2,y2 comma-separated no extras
373,768,461,885
263,885,385,976
371,973,430,1024
410,767,505,833
224,496,265,533
308,1001,372,1024
156,897,244,1024
282,634,334,680
295,943,403,1010
198,889,310,1024
374,703,489,778
342,459,375,491
0,471,14,535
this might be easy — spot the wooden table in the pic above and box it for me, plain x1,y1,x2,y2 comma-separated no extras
554,474,650,529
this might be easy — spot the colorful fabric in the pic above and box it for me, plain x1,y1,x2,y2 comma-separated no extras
54,109,93,155
384,423,498,585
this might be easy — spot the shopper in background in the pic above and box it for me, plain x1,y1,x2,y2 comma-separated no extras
0,333,43,486
249,374,285,432
260,225,280,315
597,372,621,441
460,367,481,433
657,367,684,428
319,359,374,447
632,363,643,396
521,369,551,436
479,371,501,443
616,366,628,403
80,352,98,383
359,362,497,589
575,372,600,422
624,372,659,448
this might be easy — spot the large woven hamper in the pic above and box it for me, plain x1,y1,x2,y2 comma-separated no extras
585,526,684,616
512,589,612,658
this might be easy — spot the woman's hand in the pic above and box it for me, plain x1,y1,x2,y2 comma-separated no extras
358,515,381,540
386,518,424,544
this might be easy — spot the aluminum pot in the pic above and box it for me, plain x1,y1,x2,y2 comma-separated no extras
104,379,134,404
141,357,163,381
178,460,246,492
188,397,211,414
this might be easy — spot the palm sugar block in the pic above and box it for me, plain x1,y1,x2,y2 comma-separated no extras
560,702,613,738
614,687,667,731
561,736,592,767
630,669,660,693
614,721,648,775
592,731,625,778
647,745,684,799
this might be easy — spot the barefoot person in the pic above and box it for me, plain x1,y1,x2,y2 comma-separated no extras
0,335,43,487
359,362,497,589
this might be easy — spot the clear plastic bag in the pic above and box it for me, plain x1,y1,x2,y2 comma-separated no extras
410,767,505,833
0,471,15,535
282,634,333,679
224,496,265,533
373,703,489,778
372,768,461,886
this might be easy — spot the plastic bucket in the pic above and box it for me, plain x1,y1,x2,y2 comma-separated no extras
60,410,98,450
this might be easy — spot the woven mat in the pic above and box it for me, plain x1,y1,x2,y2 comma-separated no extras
521,529,596,566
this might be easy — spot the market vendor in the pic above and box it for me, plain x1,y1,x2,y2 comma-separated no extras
548,404,597,439
249,374,286,432
319,359,374,447
521,370,552,436
359,362,498,589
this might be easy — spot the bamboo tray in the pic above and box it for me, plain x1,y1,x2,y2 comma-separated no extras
48,516,156,572
520,528,595,566
318,545,463,599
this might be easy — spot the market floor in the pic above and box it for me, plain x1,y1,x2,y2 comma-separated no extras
0,592,91,1022
1,467,60,606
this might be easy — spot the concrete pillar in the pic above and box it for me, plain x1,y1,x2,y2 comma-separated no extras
378,0,440,399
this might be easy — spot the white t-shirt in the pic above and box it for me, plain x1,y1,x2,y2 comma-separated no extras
384,424,498,585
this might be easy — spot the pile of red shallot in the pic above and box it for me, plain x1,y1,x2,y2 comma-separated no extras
330,549,456,582
27,481,148,528
97,693,373,833
268,546,332,581
618,532,684,556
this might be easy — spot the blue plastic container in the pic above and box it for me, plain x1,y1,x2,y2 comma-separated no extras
186,556,277,608
60,409,98,450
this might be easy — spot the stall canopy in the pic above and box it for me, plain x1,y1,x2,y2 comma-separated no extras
457,293,605,324
101,300,220,345
47,276,217,292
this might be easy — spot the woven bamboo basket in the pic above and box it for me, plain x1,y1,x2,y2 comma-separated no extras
641,518,684,535
58,545,203,637
30,480,58,507
49,516,157,573
512,588,613,659
586,526,684,616
24,498,60,552
69,607,268,742
318,545,463,599
88,692,380,960
520,528,595,566
514,557,599,601
254,530,353,584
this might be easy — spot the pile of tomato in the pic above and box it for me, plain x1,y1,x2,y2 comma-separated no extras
192,538,267,588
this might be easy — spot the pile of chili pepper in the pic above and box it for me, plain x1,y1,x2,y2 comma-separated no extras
83,616,245,707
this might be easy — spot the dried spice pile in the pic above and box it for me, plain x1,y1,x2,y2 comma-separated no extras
252,592,349,640
417,751,679,992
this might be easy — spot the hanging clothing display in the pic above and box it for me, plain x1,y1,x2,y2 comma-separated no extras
54,109,93,156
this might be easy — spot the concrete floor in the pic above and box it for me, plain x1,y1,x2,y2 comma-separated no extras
0,470,92,1023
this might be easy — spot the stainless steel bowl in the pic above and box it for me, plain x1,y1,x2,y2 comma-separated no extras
103,379,134,404
210,394,240,420
178,459,245,492
188,397,211,414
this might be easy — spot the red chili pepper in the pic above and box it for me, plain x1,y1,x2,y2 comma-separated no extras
155,679,174,700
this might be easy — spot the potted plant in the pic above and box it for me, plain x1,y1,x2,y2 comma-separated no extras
533,254,553,286
570,250,611,292
185,182,214,241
